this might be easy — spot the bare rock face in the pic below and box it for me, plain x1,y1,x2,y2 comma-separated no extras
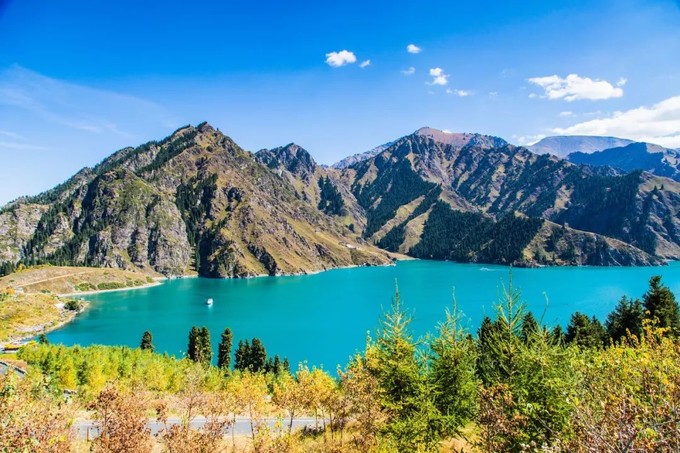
1,123,391,277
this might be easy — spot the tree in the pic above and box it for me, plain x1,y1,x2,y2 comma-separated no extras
520,311,539,343
234,340,250,371
643,275,680,334
187,326,199,362
429,302,478,433
217,327,232,370
187,326,211,365
272,371,305,434
249,338,267,372
565,312,606,348
38,333,49,345
606,296,644,343
140,331,154,352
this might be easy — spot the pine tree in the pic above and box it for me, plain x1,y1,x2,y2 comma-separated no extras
198,326,212,365
565,313,606,348
606,296,644,342
140,331,154,352
643,275,680,334
234,339,251,371
249,338,267,372
217,327,233,370
187,326,200,361
520,311,539,343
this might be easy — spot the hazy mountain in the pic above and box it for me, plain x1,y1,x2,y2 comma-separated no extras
529,135,635,158
568,142,680,181
0,123,391,278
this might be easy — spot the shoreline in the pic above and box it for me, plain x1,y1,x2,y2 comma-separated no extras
58,279,165,297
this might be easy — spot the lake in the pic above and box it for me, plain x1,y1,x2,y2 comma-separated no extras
47,260,680,371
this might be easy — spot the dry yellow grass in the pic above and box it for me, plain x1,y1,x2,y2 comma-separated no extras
0,265,159,295
0,291,77,342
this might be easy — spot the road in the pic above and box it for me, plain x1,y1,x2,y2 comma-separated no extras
72,416,321,439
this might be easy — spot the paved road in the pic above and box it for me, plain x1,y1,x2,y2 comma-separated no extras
73,416,321,439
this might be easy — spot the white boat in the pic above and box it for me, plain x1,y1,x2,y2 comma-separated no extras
206,298,214,306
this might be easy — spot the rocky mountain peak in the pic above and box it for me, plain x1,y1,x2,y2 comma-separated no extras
255,143,317,179
413,127,508,150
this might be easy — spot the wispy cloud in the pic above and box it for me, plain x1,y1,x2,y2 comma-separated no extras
359,60,371,68
0,65,175,139
406,44,422,54
428,68,449,86
446,88,472,97
552,96,680,148
513,134,547,146
0,141,50,151
528,73,624,101
325,50,357,67
401,67,416,76
0,129,23,140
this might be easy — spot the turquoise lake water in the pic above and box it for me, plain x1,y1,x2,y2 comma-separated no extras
47,260,680,371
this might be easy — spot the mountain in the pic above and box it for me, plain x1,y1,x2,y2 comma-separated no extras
331,141,394,169
529,135,635,158
568,142,680,181
0,123,391,278
341,127,680,266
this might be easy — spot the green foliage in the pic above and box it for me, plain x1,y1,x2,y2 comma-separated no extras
217,327,233,370
0,261,17,278
187,326,212,365
140,331,154,352
643,275,680,334
317,176,345,216
606,296,644,343
565,312,607,348
409,201,544,264
64,299,83,311
429,300,478,431
234,337,272,373
96,282,125,291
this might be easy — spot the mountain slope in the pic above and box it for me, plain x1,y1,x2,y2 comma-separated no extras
568,142,680,181
341,128,677,266
0,124,391,278
529,135,635,158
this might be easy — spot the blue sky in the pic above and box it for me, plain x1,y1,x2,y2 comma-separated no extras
1,0,679,204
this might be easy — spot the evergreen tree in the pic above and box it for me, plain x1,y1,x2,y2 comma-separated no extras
520,311,539,343
187,326,200,361
249,338,267,372
643,275,680,334
282,357,290,373
565,313,606,348
234,340,251,371
140,331,154,352
198,326,212,365
217,327,233,370
550,324,565,344
605,296,644,342
38,333,49,345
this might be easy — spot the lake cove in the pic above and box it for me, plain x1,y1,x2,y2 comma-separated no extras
47,260,680,371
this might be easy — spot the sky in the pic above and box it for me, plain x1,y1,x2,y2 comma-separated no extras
1,0,679,204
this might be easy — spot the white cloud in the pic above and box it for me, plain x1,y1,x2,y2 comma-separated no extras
446,88,472,97
559,111,573,117
0,129,22,140
429,67,449,86
407,44,422,54
488,91,498,98
0,141,50,151
528,74,624,101
617,77,627,87
514,134,547,146
325,50,357,68
359,60,371,68
552,96,680,148
401,66,416,76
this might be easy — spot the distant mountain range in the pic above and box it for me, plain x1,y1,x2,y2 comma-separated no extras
529,135,636,158
3,124,680,277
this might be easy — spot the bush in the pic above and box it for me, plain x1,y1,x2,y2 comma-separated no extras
97,282,125,291
64,299,83,311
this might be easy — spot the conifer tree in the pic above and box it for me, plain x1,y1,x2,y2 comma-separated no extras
140,331,154,352
234,340,251,371
187,326,200,361
198,326,212,365
217,327,233,370
249,338,267,372
606,296,644,342
643,275,680,334
565,313,606,348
